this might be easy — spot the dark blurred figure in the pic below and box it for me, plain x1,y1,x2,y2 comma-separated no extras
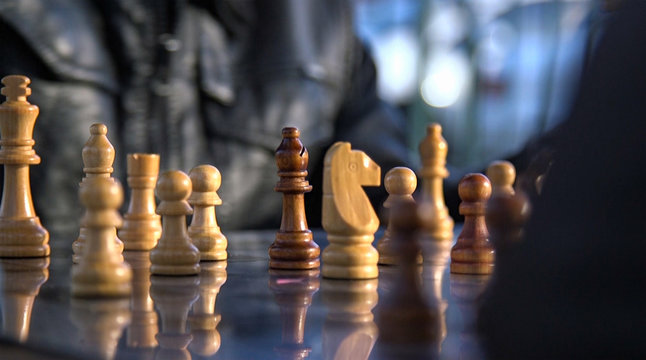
477,0,646,358
0,0,409,235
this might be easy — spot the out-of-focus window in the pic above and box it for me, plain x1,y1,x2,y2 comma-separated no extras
354,0,595,172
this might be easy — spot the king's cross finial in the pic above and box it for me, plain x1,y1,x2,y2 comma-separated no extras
1,75,31,103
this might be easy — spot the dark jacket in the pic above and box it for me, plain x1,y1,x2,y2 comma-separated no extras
0,0,409,234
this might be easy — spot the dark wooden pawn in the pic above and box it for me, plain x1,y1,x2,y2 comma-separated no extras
269,127,320,270
486,189,531,257
450,173,494,275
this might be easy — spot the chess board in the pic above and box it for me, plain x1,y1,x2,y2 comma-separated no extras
0,226,491,360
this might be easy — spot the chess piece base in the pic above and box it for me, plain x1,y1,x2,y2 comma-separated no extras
269,230,320,270
450,262,494,275
0,218,49,257
189,229,227,261
322,236,378,279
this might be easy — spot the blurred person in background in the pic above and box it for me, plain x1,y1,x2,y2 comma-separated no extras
0,0,410,237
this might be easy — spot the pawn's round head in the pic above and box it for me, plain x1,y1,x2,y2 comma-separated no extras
281,127,300,138
458,173,491,202
156,170,192,201
189,165,221,193
384,167,417,196
89,123,108,136
486,160,516,188
80,177,123,210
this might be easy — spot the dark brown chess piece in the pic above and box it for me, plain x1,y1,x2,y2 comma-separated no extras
269,269,320,360
375,201,439,359
486,190,531,252
450,174,494,275
269,127,320,270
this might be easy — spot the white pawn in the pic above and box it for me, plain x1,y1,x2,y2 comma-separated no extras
188,165,227,261
377,167,418,265
150,170,200,275
71,177,132,298
486,160,516,197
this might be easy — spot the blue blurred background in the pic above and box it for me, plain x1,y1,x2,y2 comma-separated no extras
352,0,597,175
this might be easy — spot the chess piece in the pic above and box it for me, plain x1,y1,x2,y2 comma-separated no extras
322,142,381,279
150,275,200,360
123,251,158,350
151,170,200,275
72,177,132,297
269,127,320,269
374,201,441,359
120,154,162,251
486,160,516,197
377,167,418,265
269,269,320,360
486,188,531,256
0,258,49,342
321,278,378,360
70,298,131,360
418,123,454,244
450,173,494,275
188,261,227,357
74,123,124,263
0,75,49,257
188,165,227,261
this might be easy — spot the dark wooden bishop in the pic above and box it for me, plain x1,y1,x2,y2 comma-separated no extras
269,127,320,270
450,173,494,274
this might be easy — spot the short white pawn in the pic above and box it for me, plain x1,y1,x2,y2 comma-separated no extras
150,170,200,275
486,160,516,197
188,165,227,261
71,177,132,298
377,167,418,265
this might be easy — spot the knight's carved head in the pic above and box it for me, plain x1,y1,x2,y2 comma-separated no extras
322,142,381,234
